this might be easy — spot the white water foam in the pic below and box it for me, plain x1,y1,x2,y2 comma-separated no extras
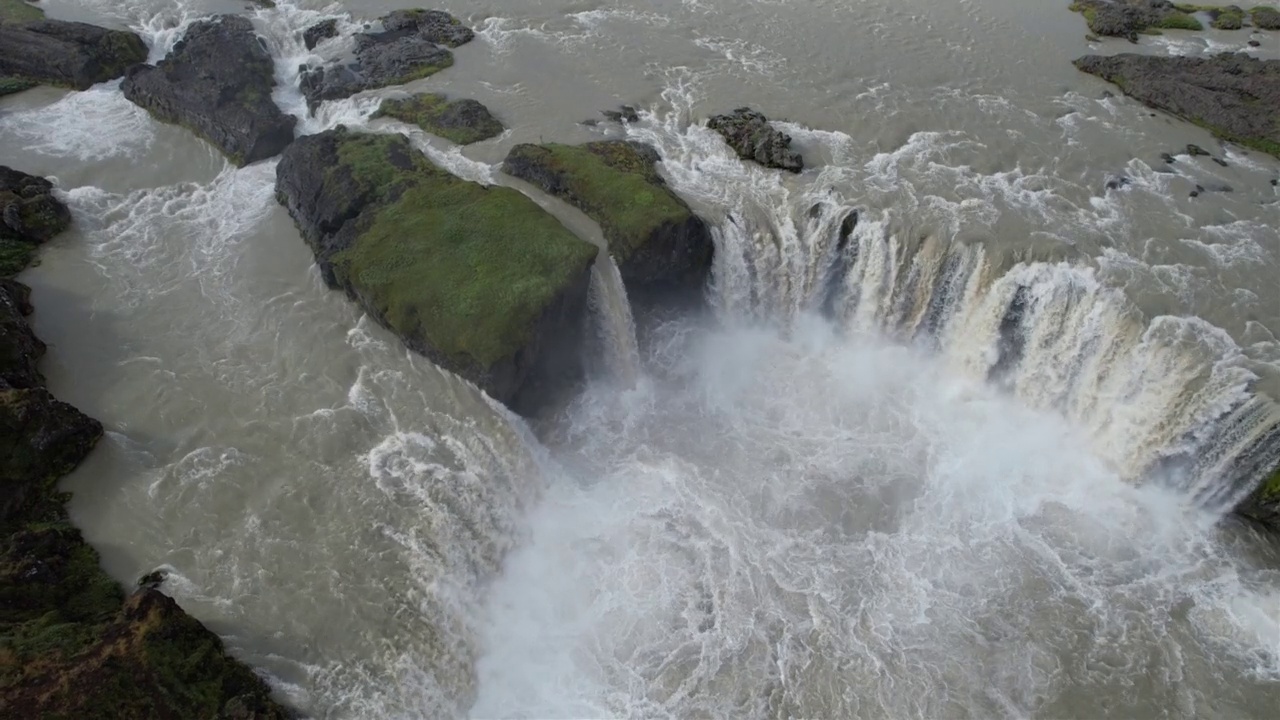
0,81,155,161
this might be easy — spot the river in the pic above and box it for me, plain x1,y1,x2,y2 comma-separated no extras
2,0,1279,717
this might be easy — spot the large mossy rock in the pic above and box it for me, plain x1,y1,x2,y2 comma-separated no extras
1068,0,1204,41
0,17,147,91
1074,53,1280,158
276,128,599,414
0,387,101,522
707,107,804,173
1254,6,1280,29
122,15,296,166
299,9,472,112
374,93,504,145
0,281,43,390
502,141,714,299
0,165,72,278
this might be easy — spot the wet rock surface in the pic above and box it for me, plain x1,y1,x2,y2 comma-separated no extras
122,15,296,166
374,93,504,144
0,18,147,91
707,107,804,173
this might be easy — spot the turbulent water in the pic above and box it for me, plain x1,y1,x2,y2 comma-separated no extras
4,0,1280,717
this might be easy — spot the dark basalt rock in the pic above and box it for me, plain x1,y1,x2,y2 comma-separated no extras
299,8,471,112
0,19,147,91
1104,175,1132,191
0,387,101,522
1,280,44,390
122,15,296,166
601,104,640,123
707,107,804,173
1160,152,1176,163
373,92,504,144
0,165,72,279
302,18,338,50
1074,53,1280,158
503,140,715,300
1068,0,1203,42
1187,143,1210,156
276,128,598,415
1252,6,1280,30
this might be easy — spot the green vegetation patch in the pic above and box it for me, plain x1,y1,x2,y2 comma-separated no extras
1155,11,1206,30
374,93,505,145
329,133,597,369
505,142,694,263
387,53,454,87
0,238,37,277
1252,5,1280,29
0,76,36,97
0,0,43,24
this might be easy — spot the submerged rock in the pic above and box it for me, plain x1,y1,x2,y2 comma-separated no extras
502,141,715,298
122,15,296,166
0,18,147,91
302,18,339,50
300,8,471,111
1074,53,1280,158
707,107,804,173
276,128,599,414
373,93,504,144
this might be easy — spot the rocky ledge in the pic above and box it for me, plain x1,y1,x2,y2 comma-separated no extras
0,1,147,93
0,165,71,277
374,93,504,145
1074,53,1280,158
1071,1,1280,39
502,141,715,301
302,18,339,50
276,128,598,415
707,107,804,173
122,15,296,166
0,166,291,718
300,9,473,112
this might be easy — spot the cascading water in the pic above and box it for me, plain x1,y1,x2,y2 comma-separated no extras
5,0,1280,718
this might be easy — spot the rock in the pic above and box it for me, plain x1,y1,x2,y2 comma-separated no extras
1104,175,1131,191
1251,6,1280,30
382,8,474,46
1160,152,1176,163
1187,143,1210,156
0,280,44,389
601,105,640,123
502,141,715,298
137,568,168,589
0,19,147,90
300,9,471,111
1204,182,1233,192
0,388,101,522
1086,33,1102,42
1209,5,1245,30
0,75,36,96
1068,0,1202,42
302,18,338,50
1101,89,1115,98
122,16,296,166
373,93,504,144
1189,189,1199,197
0,165,72,278
1212,156,1229,166
1074,53,1280,158
707,107,804,173
276,129,598,415
1248,39,1261,47
1272,178,1278,186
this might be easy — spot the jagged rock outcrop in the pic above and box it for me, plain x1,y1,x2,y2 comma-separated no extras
122,15,296,166
374,93,504,144
0,16,147,91
302,18,338,50
707,107,804,173
1068,0,1204,41
503,141,715,299
0,168,293,718
299,8,473,112
1074,53,1280,158
0,165,72,278
276,128,599,414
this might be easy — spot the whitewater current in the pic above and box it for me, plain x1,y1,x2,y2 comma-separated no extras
3,0,1280,718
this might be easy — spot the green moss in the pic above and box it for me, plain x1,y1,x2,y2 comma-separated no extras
1252,6,1280,29
0,76,35,97
1155,11,1205,29
388,54,454,86
0,0,43,24
329,133,597,369
0,238,37,278
374,93,505,145
1260,465,1280,500
506,143,692,263
1172,5,1246,29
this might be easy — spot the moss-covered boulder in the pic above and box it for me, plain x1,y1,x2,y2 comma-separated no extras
0,0,43,25
1068,0,1205,40
276,128,599,414
299,9,472,113
1238,464,1280,527
1074,53,1280,158
122,16,295,166
0,165,72,280
374,93,504,145
302,18,338,50
1254,5,1280,29
502,141,714,299
0,17,147,91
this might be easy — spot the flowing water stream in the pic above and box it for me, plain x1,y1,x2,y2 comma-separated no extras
2,0,1279,717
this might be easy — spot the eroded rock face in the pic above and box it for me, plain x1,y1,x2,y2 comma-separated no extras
0,19,147,90
707,107,804,173
503,141,715,300
299,8,472,112
122,15,296,166
374,93,504,144
1074,53,1280,158
302,18,338,50
276,128,598,414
